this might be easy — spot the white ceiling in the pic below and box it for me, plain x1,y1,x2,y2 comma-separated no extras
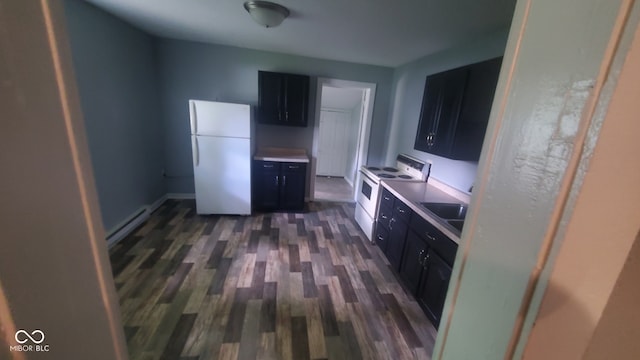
85,0,516,67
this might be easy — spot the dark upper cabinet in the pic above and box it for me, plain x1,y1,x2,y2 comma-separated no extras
414,57,502,161
258,71,310,127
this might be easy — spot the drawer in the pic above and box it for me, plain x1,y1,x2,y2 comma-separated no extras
410,214,458,265
282,162,306,172
394,200,412,223
377,204,393,231
256,161,280,171
380,188,395,210
374,225,389,252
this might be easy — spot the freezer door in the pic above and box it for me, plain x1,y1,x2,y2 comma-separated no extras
192,135,251,215
189,100,250,138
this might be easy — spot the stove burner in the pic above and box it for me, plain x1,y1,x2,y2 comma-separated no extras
378,173,396,178
398,175,413,179
367,166,381,171
383,167,399,172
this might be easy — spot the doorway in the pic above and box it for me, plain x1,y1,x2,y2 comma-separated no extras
311,79,376,203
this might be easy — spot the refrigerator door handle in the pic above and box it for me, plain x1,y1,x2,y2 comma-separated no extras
190,101,197,134
193,136,199,167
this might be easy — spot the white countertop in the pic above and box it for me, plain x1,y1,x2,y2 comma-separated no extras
381,180,469,243
254,147,309,163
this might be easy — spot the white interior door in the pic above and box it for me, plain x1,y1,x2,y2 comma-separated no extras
317,110,350,176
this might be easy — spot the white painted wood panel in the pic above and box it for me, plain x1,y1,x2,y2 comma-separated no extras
317,110,350,176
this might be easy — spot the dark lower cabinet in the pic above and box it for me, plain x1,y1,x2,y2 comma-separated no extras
417,250,452,327
253,161,306,211
386,216,408,271
377,188,458,329
399,231,428,294
376,193,411,272
374,224,389,253
280,164,306,209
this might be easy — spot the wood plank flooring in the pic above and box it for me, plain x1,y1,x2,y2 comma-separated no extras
109,199,437,360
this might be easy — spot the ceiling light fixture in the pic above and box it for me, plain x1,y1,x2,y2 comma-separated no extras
243,1,290,28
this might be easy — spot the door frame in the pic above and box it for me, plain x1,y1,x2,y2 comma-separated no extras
310,78,376,201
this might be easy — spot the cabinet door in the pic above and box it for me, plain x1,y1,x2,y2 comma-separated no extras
374,224,389,253
399,231,427,294
280,163,306,210
254,163,281,209
385,217,408,271
283,74,309,127
430,67,468,156
414,67,468,156
418,251,452,328
258,71,283,125
414,72,445,151
452,57,502,160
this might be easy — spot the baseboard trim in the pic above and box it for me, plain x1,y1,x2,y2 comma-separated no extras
148,194,167,214
106,194,168,248
167,193,196,199
344,177,354,188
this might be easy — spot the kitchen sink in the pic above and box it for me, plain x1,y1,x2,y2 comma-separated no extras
420,202,468,220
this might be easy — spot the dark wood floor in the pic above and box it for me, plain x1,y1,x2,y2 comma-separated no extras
109,199,437,360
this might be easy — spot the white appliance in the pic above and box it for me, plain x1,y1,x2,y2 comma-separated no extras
355,154,430,242
189,100,251,215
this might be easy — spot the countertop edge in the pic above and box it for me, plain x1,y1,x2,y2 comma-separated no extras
381,182,462,244
253,155,310,163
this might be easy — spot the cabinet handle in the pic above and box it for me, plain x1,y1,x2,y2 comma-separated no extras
397,207,405,214
423,253,431,270
263,164,274,168
275,175,279,186
286,111,289,121
389,218,396,230
288,165,299,169
381,214,388,220
426,233,436,242
383,196,391,201
377,235,384,242
282,175,286,187
418,249,425,265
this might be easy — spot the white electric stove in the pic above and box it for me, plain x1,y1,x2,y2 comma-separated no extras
355,154,431,242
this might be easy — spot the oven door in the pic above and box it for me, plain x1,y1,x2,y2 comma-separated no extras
356,170,380,218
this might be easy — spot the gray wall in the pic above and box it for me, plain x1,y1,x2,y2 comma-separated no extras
155,39,394,193
64,0,165,231
384,29,510,193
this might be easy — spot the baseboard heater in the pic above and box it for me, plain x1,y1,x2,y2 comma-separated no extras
106,207,149,248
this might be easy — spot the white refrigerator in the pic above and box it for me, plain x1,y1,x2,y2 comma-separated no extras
189,100,251,215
